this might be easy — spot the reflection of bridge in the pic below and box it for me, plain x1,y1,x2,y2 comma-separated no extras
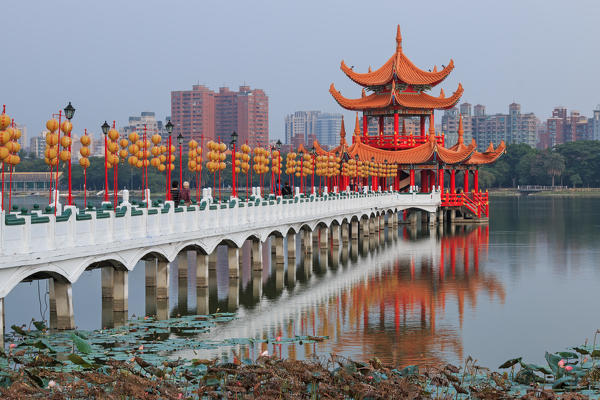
516,185,567,194
174,225,502,366
0,189,443,343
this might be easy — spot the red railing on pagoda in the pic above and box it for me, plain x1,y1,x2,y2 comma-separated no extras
363,134,444,150
441,191,489,218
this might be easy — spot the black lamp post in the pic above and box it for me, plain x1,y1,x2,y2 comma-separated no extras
230,131,238,198
64,102,75,121
177,133,184,185
62,102,76,205
165,120,174,200
102,121,110,202
275,139,282,195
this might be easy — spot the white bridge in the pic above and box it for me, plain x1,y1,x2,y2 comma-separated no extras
0,188,442,341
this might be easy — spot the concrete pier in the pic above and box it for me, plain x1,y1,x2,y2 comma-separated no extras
251,240,263,271
0,298,4,348
178,251,188,280
196,253,208,288
228,278,239,311
196,287,209,315
145,259,157,316
287,256,296,286
287,232,296,261
51,279,75,330
208,251,217,271
156,260,169,300
319,227,329,249
252,269,262,299
274,236,284,265
351,220,359,240
332,224,340,247
361,218,369,238
228,246,239,279
303,230,313,254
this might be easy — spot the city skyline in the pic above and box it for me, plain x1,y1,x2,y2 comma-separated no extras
3,1,600,143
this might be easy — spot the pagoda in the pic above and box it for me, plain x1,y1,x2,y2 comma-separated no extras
308,25,505,220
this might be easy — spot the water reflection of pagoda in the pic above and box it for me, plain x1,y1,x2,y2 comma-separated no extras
292,226,505,366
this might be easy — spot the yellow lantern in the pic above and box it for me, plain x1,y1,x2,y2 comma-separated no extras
0,146,8,160
108,129,119,141
45,146,58,159
59,150,71,161
46,119,59,132
0,131,9,145
189,139,198,149
151,134,162,145
108,141,119,153
79,158,90,168
158,163,166,172
136,160,143,168
119,138,129,148
150,157,160,167
129,132,139,143
119,149,129,159
60,121,72,134
80,135,91,146
0,114,11,130
60,136,72,148
80,147,90,157
46,133,59,146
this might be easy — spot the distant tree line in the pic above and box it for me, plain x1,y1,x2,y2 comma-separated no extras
479,141,600,188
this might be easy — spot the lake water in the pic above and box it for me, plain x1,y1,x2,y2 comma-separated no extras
4,196,600,369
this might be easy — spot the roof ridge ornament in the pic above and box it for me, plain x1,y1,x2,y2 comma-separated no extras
353,112,361,137
396,25,402,52
340,116,346,140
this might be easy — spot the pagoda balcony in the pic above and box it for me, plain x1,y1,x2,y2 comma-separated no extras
362,134,445,150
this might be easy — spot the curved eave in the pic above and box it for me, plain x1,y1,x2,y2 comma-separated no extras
396,55,454,86
465,141,506,165
348,141,435,164
341,58,394,87
329,84,393,111
312,140,356,156
340,55,454,87
394,83,463,110
437,140,476,164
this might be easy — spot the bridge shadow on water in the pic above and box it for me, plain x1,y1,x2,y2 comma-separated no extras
5,219,501,366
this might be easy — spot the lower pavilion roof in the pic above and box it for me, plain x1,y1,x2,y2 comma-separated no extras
329,82,463,113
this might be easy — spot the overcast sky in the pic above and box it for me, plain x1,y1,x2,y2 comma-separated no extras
3,0,600,140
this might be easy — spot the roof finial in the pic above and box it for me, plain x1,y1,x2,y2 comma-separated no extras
439,88,445,98
353,112,361,136
340,116,346,140
368,65,372,73
429,112,435,141
361,88,366,98
396,25,402,51
458,115,464,145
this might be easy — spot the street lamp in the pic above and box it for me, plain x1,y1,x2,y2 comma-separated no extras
276,139,282,196
102,121,110,202
165,120,174,201
63,102,75,205
230,131,238,198
63,102,75,121
177,132,184,185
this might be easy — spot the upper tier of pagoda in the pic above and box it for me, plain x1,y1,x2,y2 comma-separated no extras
330,25,463,115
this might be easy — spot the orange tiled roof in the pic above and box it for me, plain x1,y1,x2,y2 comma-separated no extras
465,141,506,165
329,83,463,111
347,140,435,164
340,25,454,87
437,139,476,164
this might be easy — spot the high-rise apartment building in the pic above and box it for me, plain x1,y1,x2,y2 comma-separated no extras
315,113,343,148
285,111,320,144
442,105,473,145
121,112,166,136
171,84,268,147
590,106,600,141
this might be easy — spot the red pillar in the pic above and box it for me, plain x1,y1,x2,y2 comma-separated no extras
474,169,479,192
393,112,399,146
464,170,469,193
363,113,368,141
409,169,415,187
419,116,425,139
420,170,427,193
438,167,444,191
378,116,384,145
450,169,456,194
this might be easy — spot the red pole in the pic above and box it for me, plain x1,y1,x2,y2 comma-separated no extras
1,162,4,211
104,132,109,202
232,142,237,198
199,135,203,195
362,113,368,140
394,112,399,146
278,154,282,196
450,169,456,194
179,141,183,186
474,169,479,192
67,122,72,206
464,170,469,193
311,154,315,194
48,162,52,204
113,121,118,209
8,165,12,211
83,168,87,209
409,169,415,187
300,157,304,194
54,112,61,216
270,149,274,195
439,167,445,191
166,134,172,201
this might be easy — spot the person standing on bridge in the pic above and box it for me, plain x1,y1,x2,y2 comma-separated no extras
181,181,191,206
171,181,181,204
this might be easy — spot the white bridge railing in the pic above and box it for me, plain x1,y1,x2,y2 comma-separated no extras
0,188,441,268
